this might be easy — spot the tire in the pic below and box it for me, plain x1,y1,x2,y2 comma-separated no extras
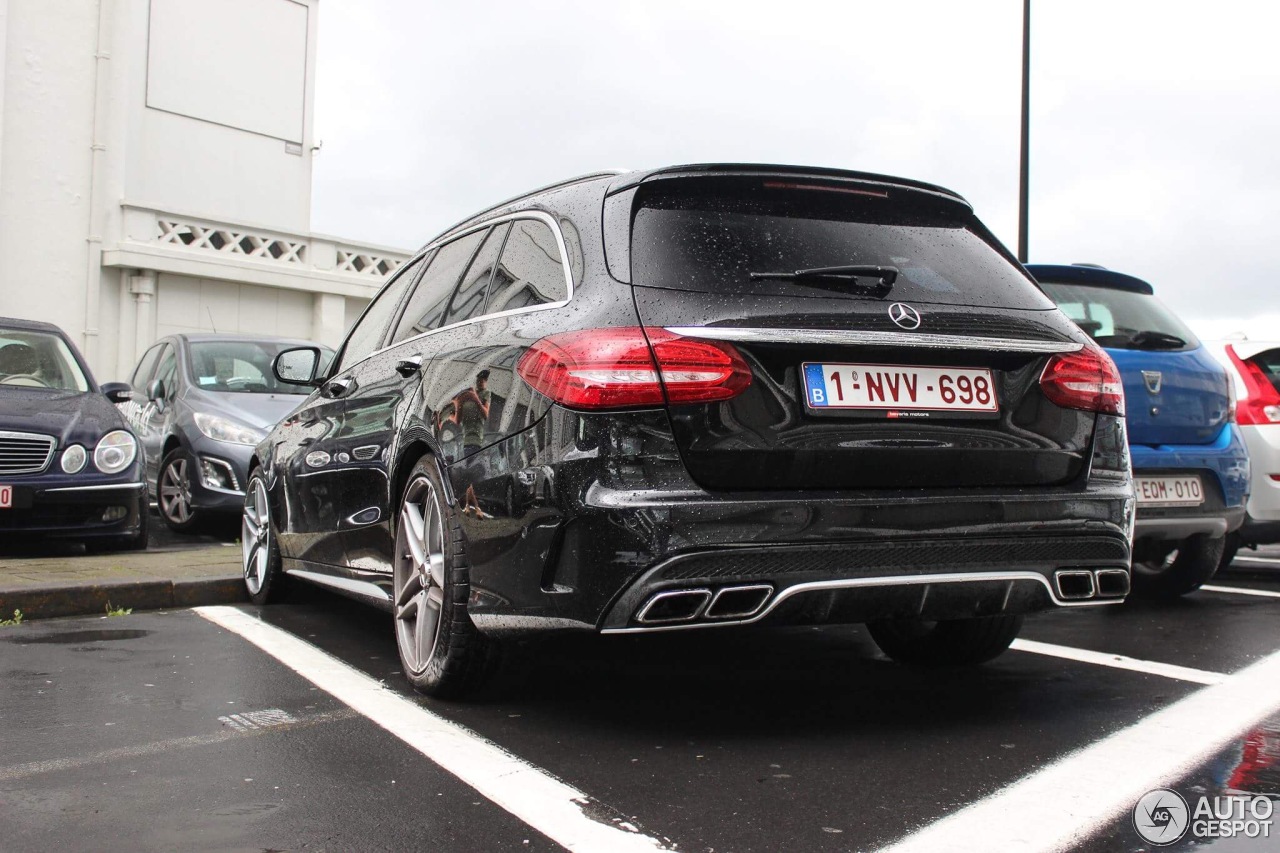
242,471,286,605
1131,534,1225,598
157,449,202,533
86,505,149,552
1217,532,1240,574
393,455,499,698
867,615,1024,666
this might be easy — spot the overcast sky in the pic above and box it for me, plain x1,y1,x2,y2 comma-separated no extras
311,1,1280,339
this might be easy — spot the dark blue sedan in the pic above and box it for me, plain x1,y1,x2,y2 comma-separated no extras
0,316,148,550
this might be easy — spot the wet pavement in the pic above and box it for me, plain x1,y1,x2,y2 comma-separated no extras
2,558,1279,852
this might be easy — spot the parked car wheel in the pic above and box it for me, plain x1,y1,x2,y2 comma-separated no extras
1217,532,1240,574
158,449,202,532
242,471,285,605
1131,534,1225,597
393,456,498,698
867,615,1023,666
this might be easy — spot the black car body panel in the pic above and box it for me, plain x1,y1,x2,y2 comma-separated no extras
250,165,1135,639
0,317,147,541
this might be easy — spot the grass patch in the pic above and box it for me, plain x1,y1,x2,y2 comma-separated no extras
105,602,132,617
0,609,23,627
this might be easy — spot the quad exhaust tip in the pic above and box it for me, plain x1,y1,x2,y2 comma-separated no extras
635,584,774,624
1054,568,1130,601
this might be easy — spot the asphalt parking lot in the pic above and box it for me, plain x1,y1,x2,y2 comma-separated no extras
3,552,1280,852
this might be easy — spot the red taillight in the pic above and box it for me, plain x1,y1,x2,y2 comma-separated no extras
1226,345,1280,425
516,327,752,410
1039,345,1125,415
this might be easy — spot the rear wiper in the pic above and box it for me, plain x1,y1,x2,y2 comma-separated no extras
1128,330,1187,350
748,264,898,297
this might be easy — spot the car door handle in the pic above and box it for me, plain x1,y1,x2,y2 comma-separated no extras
395,356,423,377
325,376,354,398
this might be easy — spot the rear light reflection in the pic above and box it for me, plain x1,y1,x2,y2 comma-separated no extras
517,327,751,410
1227,345,1280,425
1039,345,1126,416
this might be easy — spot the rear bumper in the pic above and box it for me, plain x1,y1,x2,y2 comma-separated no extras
1130,424,1250,543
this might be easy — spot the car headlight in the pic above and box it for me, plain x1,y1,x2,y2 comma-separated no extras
61,444,87,474
194,412,263,446
94,431,137,474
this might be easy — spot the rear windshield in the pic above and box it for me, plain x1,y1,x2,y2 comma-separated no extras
1038,282,1198,351
629,178,1054,309
1251,350,1280,393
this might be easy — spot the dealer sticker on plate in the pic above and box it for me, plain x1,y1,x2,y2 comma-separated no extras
802,362,999,415
1135,475,1204,507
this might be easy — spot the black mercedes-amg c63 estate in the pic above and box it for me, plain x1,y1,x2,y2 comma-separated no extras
248,164,1135,696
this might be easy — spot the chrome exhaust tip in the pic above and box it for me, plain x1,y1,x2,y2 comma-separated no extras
1094,568,1131,598
1054,570,1097,600
704,584,773,620
635,589,712,624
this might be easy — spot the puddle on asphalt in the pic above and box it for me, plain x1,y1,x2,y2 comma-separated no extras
4,629,152,644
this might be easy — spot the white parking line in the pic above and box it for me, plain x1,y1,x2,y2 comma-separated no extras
1232,555,1280,566
1201,583,1280,599
876,646,1280,853
195,606,667,853
1009,639,1226,685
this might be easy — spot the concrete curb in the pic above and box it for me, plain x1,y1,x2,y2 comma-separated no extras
0,576,246,620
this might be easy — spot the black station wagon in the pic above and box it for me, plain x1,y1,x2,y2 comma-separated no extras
248,164,1135,696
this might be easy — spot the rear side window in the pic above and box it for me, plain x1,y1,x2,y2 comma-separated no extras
441,223,510,328
1038,282,1198,351
393,229,487,343
337,253,427,371
629,178,1053,309
486,219,568,314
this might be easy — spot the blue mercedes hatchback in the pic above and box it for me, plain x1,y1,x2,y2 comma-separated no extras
1029,264,1249,596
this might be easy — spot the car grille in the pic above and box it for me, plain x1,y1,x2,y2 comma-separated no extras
658,536,1130,581
0,431,56,475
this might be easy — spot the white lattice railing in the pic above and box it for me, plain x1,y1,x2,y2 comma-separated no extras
157,220,310,265
335,248,403,277
119,204,411,284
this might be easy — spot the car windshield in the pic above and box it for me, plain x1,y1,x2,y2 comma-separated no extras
1038,282,1199,350
0,329,90,392
188,340,333,394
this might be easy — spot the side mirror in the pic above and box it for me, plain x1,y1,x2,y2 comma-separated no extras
274,347,322,386
100,381,131,404
146,379,166,402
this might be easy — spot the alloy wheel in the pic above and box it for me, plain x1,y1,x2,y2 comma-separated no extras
159,457,193,524
394,475,447,675
242,477,271,595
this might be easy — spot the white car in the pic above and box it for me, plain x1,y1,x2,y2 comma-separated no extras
1206,340,1280,566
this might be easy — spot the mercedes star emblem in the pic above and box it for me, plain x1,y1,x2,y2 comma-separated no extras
888,302,922,330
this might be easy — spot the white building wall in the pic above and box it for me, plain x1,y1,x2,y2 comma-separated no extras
0,0,406,382
0,0,102,337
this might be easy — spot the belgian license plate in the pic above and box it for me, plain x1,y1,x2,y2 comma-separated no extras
802,362,999,414
0,485,11,509
1135,475,1205,507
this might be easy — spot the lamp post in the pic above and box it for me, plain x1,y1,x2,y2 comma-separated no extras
1018,0,1031,263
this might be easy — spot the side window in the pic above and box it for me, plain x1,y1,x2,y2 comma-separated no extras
153,345,177,397
391,229,487,344
336,253,428,372
486,219,568,314
441,223,510,328
130,343,163,388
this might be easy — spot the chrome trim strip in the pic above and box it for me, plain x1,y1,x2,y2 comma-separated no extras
602,571,1120,634
284,568,392,604
336,211,574,376
43,482,147,493
0,430,57,475
663,326,1083,354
